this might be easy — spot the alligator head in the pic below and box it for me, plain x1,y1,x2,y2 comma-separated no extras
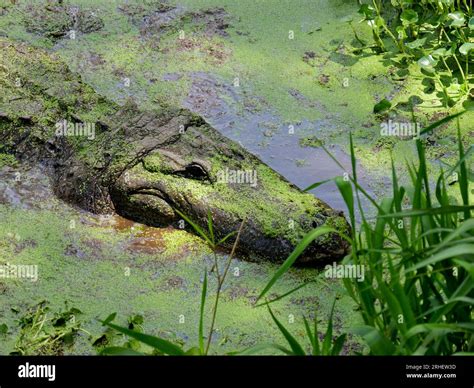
0,38,350,265
101,104,351,265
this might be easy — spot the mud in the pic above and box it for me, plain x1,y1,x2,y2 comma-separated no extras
137,4,231,41
24,4,104,39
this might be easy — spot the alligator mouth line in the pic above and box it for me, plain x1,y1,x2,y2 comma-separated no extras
128,187,174,206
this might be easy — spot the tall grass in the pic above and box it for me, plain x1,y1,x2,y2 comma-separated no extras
259,114,473,355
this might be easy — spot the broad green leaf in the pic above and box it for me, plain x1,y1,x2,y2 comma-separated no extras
373,99,392,113
448,12,465,28
102,312,116,326
462,99,474,111
431,48,447,58
400,9,418,25
358,4,375,20
418,55,438,73
406,38,426,50
459,43,474,56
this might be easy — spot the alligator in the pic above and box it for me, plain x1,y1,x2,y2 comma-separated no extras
0,38,350,264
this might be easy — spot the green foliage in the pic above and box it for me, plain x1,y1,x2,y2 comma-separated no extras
340,119,473,355
258,112,472,355
267,299,347,356
0,153,18,168
355,0,474,107
11,301,84,355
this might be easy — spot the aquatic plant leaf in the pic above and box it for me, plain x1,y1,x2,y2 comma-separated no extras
448,12,465,27
400,9,418,25
459,43,474,56
373,99,392,113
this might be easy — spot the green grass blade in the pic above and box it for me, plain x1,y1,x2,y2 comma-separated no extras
457,121,471,220
229,342,292,355
175,208,213,247
335,176,355,233
255,282,311,308
419,110,467,136
101,321,185,355
257,226,338,302
100,347,145,356
407,244,474,271
322,299,336,354
331,334,347,355
207,211,215,245
217,231,237,246
303,315,318,355
199,271,208,355
352,326,396,355
303,178,332,192
267,305,305,355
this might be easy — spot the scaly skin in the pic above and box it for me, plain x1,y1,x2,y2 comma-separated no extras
0,38,350,264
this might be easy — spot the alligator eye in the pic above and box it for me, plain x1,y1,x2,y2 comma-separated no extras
175,163,210,181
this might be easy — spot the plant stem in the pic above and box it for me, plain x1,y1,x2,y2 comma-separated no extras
205,219,245,355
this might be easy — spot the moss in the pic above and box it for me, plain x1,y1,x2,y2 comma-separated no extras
131,154,333,245
0,153,18,168
161,229,212,256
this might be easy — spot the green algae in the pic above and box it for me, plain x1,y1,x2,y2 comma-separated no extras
0,153,17,168
135,155,336,246
0,203,360,355
1,0,467,186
